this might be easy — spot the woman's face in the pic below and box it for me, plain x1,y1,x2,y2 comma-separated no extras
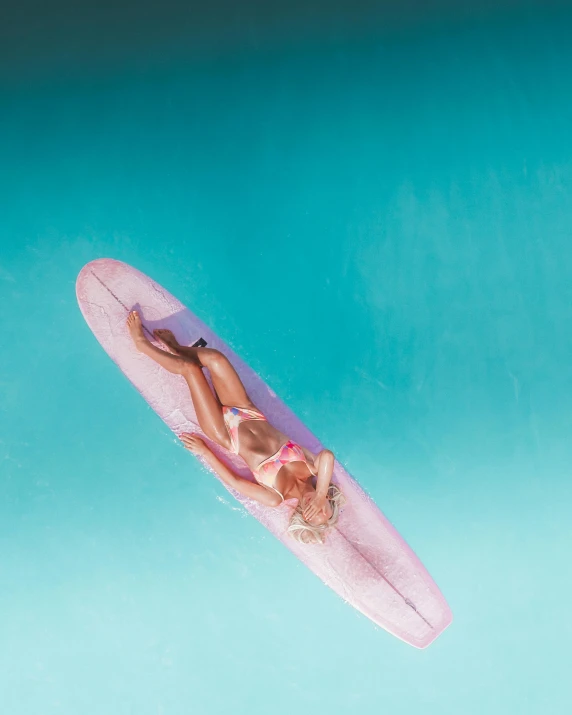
300,491,333,526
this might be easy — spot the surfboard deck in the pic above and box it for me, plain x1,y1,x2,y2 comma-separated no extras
76,258,452,648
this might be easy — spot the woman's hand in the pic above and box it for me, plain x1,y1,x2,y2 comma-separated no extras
179,432,211,457
303,492,327,522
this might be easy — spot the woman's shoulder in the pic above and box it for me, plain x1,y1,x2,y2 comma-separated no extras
299,445,319,474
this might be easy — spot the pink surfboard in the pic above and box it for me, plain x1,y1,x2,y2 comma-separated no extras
76,258,452,648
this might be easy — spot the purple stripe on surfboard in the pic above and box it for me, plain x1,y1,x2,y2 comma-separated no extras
76,258,452,648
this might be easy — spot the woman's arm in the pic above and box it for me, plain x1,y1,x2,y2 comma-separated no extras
303,449,335,521
179,433,283,508
314,449,335,497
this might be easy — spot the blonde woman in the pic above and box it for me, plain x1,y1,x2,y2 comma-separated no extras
127,310,344,544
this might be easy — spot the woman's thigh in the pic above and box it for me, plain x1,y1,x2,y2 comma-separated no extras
199,349,255,409
182,363,232,449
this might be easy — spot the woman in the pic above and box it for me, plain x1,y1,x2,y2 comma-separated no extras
127,310,344,544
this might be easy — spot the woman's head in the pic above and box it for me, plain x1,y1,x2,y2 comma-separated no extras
287,484,346,545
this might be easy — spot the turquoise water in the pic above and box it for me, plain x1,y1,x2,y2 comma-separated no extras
2,5,572,714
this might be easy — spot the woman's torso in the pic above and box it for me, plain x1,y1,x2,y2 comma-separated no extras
235,419,316,498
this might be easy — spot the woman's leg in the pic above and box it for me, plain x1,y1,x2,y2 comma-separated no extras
153,329,254,409
127,312,231,449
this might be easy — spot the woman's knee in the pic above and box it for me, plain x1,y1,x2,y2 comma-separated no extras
179,358,203,377
202,349,228,372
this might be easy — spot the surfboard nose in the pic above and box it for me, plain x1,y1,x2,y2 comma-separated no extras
77,257,124,282
76,258,128,300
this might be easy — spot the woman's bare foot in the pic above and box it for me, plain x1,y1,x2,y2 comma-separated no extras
153,328,180,352
126,310,147,350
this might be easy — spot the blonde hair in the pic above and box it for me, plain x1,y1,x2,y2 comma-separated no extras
287,484,346,545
